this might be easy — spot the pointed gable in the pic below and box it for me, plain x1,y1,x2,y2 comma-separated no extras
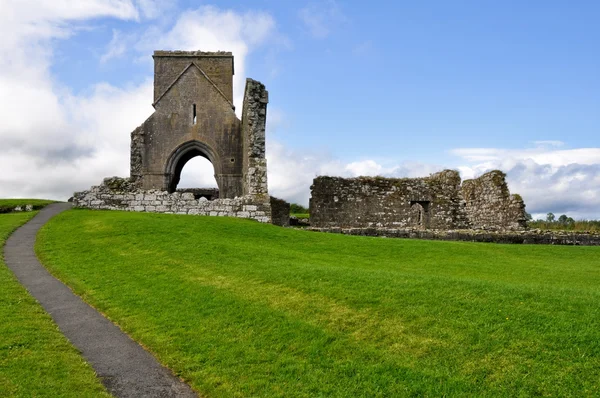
153,63,235,111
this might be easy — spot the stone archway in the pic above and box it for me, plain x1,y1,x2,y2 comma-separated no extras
164,141,221,194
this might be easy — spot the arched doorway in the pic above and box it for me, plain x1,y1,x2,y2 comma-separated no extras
165,141,221,194
409,201,430,229
176,156,219,200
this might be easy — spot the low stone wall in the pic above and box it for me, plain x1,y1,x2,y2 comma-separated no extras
307,227,600,246
74,178,271,223
0,204,34,214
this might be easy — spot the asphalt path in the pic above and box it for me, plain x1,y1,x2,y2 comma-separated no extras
4,203,198,397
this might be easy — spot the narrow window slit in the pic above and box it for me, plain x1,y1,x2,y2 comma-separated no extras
192,104,197,125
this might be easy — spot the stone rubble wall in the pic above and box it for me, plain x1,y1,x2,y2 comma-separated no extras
129,121,147,187
241,79,269,197
0,204,34,214
307,227,600,246
309,170,470,229
269,196,290,227
462,170,527,230
73,178,271,223
310,169,527,231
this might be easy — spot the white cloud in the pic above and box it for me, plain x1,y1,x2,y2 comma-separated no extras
134,0,175,19
100,29,128,63
298,0,347,39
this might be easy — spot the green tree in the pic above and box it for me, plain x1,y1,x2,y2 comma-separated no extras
546,213,555,223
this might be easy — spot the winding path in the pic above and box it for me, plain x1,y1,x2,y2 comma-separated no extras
4,203,197,398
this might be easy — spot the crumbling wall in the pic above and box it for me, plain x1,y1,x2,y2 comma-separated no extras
129,122,147,187
241,78,269,197
309,170,470,229
269,196,290,227
462,170,527,230
310,169,527,231
74,177,271,222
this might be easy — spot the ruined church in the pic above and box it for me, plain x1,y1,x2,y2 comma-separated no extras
74,51,275,222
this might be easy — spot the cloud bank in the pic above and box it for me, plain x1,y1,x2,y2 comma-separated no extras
452,143,600,219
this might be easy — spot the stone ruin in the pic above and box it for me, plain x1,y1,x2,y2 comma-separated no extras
309,169,527,231
74,51,276,223
69,50,600,245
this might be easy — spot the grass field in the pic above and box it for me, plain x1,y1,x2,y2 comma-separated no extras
37,209,600,397
0,211,110,397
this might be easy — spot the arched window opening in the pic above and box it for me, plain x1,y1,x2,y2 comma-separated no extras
174,156,219,200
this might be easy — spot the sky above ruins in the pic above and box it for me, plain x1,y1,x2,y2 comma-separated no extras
1,0,599,219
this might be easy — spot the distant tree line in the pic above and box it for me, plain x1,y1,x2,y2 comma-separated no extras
527,212,600,232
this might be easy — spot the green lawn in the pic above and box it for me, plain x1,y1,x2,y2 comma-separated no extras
0,212,111,397
37,210,600,397
0,199,56,214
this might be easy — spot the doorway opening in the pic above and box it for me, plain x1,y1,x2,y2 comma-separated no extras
409,201,431,229
172,155,219,200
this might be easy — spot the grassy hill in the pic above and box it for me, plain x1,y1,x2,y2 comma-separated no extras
0,208,110,397
36,209,600,397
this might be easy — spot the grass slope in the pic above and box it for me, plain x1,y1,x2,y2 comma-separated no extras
0,212,111,397
37,210,600,397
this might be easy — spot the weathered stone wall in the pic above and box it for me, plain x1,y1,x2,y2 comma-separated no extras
309,170,470,229
307,227,600,246
269,196,290,227
310,169,527,231
74,178,271,223
153,51,234,105
241,78,269,197
462,171,527,230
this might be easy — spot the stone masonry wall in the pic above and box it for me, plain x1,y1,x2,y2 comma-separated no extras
310,169,527,231
241,78,269,197
74,177,271,223
310,170,470,229
462,170,527,230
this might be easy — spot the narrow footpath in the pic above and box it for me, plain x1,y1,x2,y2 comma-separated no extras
4,203,197,398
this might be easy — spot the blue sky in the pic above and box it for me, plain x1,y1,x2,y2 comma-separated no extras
1,0,599,218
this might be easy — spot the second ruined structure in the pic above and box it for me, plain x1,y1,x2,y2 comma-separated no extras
310,170,527,231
